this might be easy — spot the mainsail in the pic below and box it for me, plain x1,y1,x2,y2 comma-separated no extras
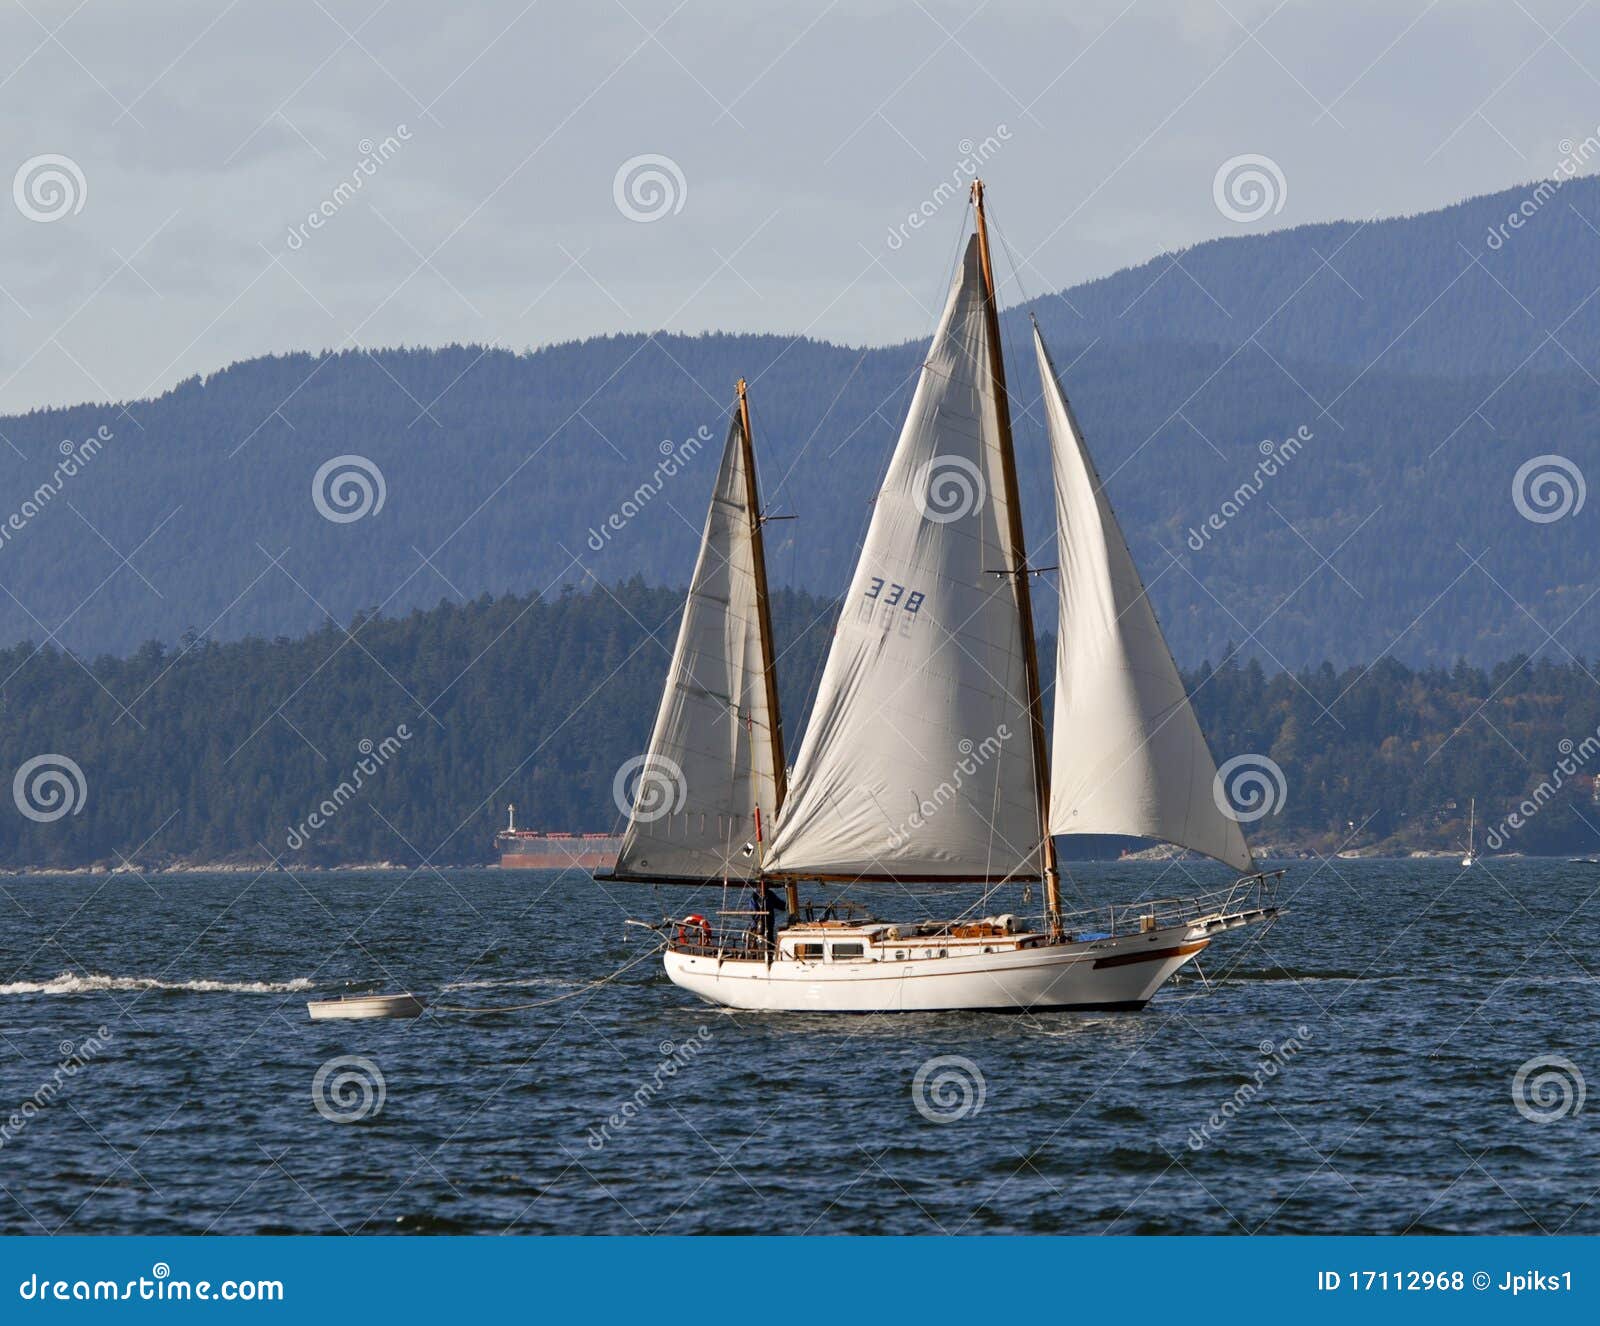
763,238,1042,881
610,404,784,882
1034,324,1254,873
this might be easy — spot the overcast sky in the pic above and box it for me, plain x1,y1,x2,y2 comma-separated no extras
2,0,1598,415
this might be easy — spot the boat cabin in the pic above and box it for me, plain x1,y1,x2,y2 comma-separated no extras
773,916,1041,964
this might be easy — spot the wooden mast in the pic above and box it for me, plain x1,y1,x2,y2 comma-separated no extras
970,180,1062,939
736,378,796,916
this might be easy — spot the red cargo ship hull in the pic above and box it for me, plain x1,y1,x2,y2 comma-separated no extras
495,830,620,870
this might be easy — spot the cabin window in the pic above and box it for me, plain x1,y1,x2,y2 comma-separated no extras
794,943,825,960
831,943,864,960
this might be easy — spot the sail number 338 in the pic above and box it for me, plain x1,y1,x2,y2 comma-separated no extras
859,577,925,633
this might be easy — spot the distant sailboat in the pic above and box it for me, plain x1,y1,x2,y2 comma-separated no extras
604,182,1279,1013
1461,797,1477,868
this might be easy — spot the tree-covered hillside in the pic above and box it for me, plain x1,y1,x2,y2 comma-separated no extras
2,583,1598,870
4,176,1600,667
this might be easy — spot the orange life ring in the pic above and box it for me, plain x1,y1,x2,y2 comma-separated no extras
677,914,712,948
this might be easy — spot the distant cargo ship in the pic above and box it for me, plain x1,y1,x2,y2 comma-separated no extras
494,805,619,870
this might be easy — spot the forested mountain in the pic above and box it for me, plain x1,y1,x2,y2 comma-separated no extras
2,583,1598,870
3,176,1600,666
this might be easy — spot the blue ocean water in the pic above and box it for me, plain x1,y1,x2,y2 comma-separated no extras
0,859,1593,1234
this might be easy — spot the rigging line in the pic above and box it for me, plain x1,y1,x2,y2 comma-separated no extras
428,938,667,1013
772,213,971,748
771,195,970,557
984,203,1035,309
986,204,1055,461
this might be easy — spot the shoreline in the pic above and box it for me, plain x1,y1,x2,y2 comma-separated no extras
0,850,1544,877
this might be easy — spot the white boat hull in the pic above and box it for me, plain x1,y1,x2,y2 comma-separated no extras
306,993,425,1020
664,923,1211,1013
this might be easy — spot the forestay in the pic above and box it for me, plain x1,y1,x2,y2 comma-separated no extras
611,416,782,881
764,238,1042,881
1034,325,1254,873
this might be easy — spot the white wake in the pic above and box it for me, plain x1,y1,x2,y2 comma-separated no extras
0,971,314,996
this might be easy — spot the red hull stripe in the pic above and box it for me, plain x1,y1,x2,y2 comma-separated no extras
1091,939,1208,969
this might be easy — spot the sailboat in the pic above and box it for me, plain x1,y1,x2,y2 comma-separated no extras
603,182,1280,1013
1461,797,1477,867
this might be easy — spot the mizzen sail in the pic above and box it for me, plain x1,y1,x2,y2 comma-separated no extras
611,406,783,882
763,238,1041,882
1034,324,1254,873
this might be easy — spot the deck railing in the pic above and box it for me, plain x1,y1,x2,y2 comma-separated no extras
1055,869,1283,938
663,870,1284,954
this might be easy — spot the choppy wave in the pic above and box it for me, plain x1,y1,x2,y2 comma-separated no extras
439,975,584,992
0,971,314,996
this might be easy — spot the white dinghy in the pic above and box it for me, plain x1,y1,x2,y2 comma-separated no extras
307,992,425,1020
607,183,1280,1013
